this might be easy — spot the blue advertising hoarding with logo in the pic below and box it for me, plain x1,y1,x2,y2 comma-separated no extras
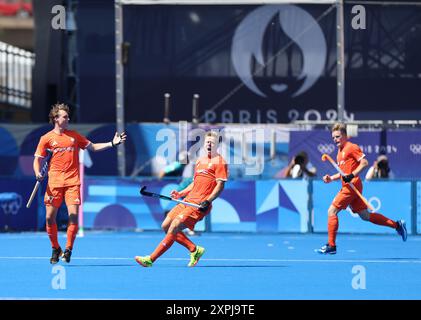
417,182,421,234
256,180,309,233
0,178,38,231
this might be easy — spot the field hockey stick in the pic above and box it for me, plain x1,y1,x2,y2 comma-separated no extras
321,153,374,211
139,186,201,209
26,151,51,208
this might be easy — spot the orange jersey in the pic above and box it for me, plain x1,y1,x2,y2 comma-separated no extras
35,129,91,187
337,140,365,186
184,154,228,204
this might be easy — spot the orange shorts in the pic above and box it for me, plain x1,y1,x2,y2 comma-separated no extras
332,182,367,213
44,184,81,208
167,203,211,231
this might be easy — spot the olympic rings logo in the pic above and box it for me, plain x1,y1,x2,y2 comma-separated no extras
0,194,22,215
348,197,381,217
409,144,421,154
317,143,335,154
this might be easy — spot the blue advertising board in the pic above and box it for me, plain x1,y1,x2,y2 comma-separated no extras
0,178,38,231
256,180,309,232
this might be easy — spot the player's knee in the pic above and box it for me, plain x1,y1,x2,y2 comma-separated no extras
168,219,181,235
46,216,56,225
328,207,338,217
161,220,170,231
68,213,78,224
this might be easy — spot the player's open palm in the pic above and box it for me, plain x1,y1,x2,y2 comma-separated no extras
112,132,127,146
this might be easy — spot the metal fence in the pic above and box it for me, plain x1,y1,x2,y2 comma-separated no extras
0,41,34,108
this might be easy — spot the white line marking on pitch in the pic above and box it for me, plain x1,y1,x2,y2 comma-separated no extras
0,256,421,264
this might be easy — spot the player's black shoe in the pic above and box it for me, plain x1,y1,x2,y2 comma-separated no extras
316,244,337,255
50,247,63,264
62,249,72,263
396,220,407,242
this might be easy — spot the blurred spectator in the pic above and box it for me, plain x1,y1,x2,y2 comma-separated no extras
0,0,33,18
158,150,189,180
276,151,317,179
365,154,394,180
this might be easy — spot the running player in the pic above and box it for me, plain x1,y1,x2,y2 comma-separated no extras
317,123,407,254
33,103,126,264
135,131,228,267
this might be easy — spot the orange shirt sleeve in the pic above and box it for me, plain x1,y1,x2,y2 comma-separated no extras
215,158,228,181
74,132,91,150
350,143,365,162
34,135,49,158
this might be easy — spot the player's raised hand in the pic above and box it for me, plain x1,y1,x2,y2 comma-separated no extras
112,132,127,146
323,174,332,183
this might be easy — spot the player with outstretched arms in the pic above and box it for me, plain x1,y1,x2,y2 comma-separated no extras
33,103,126,264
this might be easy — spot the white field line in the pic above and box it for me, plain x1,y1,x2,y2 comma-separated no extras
0,256,421,264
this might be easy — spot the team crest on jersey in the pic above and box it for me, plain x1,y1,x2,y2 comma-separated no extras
51,140,58,147
70,137,75,144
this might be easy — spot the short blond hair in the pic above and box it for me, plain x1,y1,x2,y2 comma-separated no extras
331,122,347,135
49,103,69,124
205,131,219,139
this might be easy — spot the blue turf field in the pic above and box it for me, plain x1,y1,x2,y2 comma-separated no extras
0,231,420,300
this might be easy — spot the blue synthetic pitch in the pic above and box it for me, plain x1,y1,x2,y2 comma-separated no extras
0,231,420,300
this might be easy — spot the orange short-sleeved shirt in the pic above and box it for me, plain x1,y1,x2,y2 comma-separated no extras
35,129,91,187
337,141,365,186
184,154,228,204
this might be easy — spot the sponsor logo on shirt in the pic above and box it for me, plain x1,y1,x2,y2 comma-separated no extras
197,169,210,175
53,147,75,153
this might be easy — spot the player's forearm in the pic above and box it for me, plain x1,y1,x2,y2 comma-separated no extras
206,181,225,202
33,157,42,176
89,142,114,152
179,182,194,197
352,159,368,177
330,173,341,181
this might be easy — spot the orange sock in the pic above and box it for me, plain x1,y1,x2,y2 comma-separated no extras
65,223,78,250
176,232,196,252
369,213,397,229
328,215,339,247
150,233,176,262
46,224,60,249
